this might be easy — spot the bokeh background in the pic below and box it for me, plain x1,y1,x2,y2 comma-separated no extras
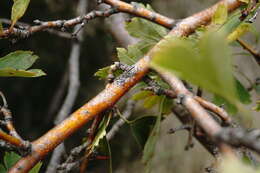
0,0,259,172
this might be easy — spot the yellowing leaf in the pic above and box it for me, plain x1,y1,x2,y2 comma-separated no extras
212,3,228,25
11,0,31,27
227,23,252,42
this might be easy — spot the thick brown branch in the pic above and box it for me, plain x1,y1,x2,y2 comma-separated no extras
9,1,242,172
103,0,176,29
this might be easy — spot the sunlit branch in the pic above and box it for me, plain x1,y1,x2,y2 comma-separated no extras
9,1,242,172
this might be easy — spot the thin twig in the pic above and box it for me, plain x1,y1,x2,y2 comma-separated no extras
0,18,72,39
237,38,260,65
45,0,87,172
0,9,117,39
107,100,135,140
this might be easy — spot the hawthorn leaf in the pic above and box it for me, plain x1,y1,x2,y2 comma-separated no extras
87,113,112,156
0,51,38,70
117,45,143,65
125,3,168,42
151,32,238,106
29,163,42,173
131,90,153,101
4,152,21,170
235,79,251,104
11,0,31,27
142,97,164,173
94,66,110,79
143,95,161,108
212,3,228,25
0,68,45,77
130,116,157,149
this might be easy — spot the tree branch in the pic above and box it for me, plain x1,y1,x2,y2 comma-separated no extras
45,0,87,172
9,1,242,172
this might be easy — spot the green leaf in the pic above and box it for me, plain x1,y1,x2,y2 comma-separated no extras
213,95,238,114
125,3,168,42
0,164,6,173
143,95,161,108
162,98,173,115
131,91,153,101
94,66,110,79
236,79,251,104
0,51,45,77
0,51,38,70
130,116,157,149
97,137,112,173
255,84,260,95
212,3,228,25
0,68,45,77
151,31,238,106
142,97,164,173
11,0,31,27
4,152,21,170
117,45,143,65
29,162,42,173
254,101,260,112
87,113,112,155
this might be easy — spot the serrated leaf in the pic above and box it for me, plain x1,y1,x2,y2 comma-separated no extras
125,3,167,43
87,114,112,156
0,51,38,70
213,3,228,25
29,162,42,173
151,31,238,106
4,152,21,170
130,116,157,149
11,0,31,27
131,91,153,101
117,45,142,65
